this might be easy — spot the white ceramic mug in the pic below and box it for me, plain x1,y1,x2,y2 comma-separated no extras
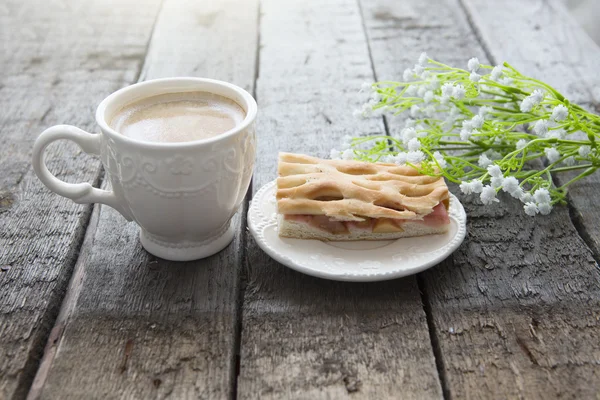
33,78,257,261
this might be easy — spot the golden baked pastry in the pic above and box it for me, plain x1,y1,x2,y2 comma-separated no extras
276,152,451,240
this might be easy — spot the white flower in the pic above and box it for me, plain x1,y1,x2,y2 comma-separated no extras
564,156,575,166
452,85,466,99
429,77,440,90
370,91,382,103
520,97,534,113
380,155,395,163
407,150,425,163
487,165,502,178
403,68,413,81
416,86,427,98
418,52,428,66
433,151,447,168
459,181,474,195
478,154,492,168
537,202,552,215
401,127,417,144
439,94,451,105
520,192,533,203
330,149,341,159
406,85,418,96
544,147,560,163
579,145,591,158
413,64,424,76
480,185,499,205
422,105,436,118
361,82,372,91
547,128,566,139
471,180,484,193
524,202,539,216
470,72,481,82
501,176,519,193
491,176,504,189
533,188,551,204
500,77,513,86
341,149,354,160
479,106,493,117
460,128,473,141
423,91,434,103
407,138,421,151
530,89,545,104
516,139,528,150
551,104,568,121
491,65,503,80
533,119,549,136
394,152,408,165
471,115,484,129
467,57,480,72
441,83,454,97
410,105,420,118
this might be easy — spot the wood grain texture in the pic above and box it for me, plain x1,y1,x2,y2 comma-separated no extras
362,0,600,398
30,0,259,399
0,1,162,398
462,0,600,260
237,0,442,398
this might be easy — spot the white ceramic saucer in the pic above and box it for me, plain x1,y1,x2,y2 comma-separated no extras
248,180,467,282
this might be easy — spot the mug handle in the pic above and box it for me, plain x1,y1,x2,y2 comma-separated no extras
32,125,133,221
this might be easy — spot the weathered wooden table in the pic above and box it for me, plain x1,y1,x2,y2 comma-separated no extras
2,0,600,398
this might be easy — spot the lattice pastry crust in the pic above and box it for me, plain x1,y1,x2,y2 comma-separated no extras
276,152,449,221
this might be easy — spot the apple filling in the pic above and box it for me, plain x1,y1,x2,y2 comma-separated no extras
284,202,450,234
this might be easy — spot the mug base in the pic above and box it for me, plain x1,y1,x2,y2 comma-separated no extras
139,224,235,261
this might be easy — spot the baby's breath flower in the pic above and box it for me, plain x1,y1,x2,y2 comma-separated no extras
501,176,519,193
407,150,425,163
341,149,354,160
544,147,560,163
487,164,502,178
478,154,492,168
410,105,420,118
433,151,447,168
533,119,549,136
480,185,499,205
441,83,454,97
537,202,552,215
491,65,503,80
423,91,434,103
406,85,418,96
524,202,539,216
467,57,480,72
417,86,427,98
530,89,545,104
470,72,482,82
533,188,551,204
471,115,484,129
407,138,421,151
551,104,568,121
418,52,428,66
520,192,533,203
564,156,575,166
479,106,493,117
403,68,413,82
413,64,424,76
460,180,483,195
429,77,440,90
490,176,504,189
579,145,591,158
460,128,473,141
401,127,417,144
452,84,466,99
330,149,341,159
520,97,534,113
394,152,408,165
547,128,566,139
500,77,513,86
516,139,528,150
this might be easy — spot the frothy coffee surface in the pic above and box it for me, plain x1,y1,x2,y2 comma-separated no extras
110,91,245,143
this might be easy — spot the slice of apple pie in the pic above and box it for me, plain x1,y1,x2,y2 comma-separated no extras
276,152,451,240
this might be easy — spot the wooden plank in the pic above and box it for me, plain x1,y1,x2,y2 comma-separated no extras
237,0,443,398
361,0,600,398
462,0,600,259
30,0,259,399
0,1,162,398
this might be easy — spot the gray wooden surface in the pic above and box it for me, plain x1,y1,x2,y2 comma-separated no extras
1,0,599,399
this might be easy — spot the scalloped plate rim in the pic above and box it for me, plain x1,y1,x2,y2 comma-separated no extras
248,179,467,282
